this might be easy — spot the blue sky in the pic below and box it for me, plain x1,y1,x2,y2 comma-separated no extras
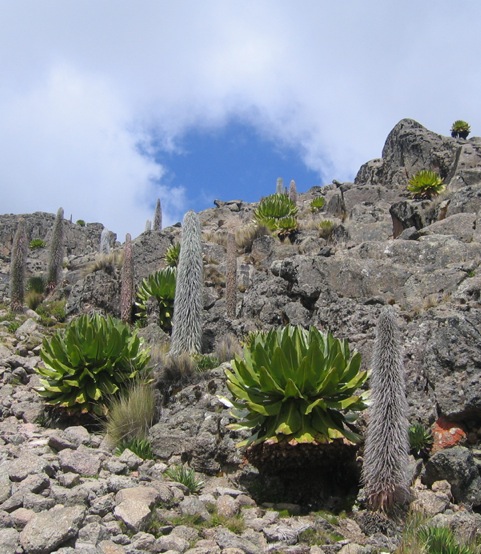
1,2,481,238
155,120,321,216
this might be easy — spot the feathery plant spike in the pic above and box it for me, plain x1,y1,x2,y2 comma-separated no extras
145,219,152,232
170,210,203,356
225,232,237,319
362,306,410,512
276,177,284,195
289,180,297,205
46,207,65,293
10,218,28,312
120,233,134,324
153,198,162,231
99,228,111,254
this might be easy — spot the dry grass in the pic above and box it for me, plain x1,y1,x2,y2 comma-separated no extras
83,251,124,276
105,381,156,446
214,334,242,363
235,224,270,252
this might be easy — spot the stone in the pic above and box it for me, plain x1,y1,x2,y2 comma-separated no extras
216,494,240,518
0,470,11,503
423,446,481,507
0,528,20,554
155,534,190,552
4,453,53,481
19,505,85,554
59,446,103,476
113,487,160,533
179,496,211,522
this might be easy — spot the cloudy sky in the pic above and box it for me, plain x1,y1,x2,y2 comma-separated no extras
2,2,480,239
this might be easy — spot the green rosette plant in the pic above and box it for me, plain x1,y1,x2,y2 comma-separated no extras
254,194,298,239
135,267,176,330
165,242,181,267
35,314,150,416
407,170,445,199
310,196,326,213
451,120,471,139
224,325,368,448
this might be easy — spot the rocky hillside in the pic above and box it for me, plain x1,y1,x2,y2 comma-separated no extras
1,118,481,553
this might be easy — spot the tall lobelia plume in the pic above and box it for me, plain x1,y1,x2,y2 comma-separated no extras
276,177,284,195
10,218,28,312
145,220,152,232
46,207,65,293
362,306,410,512
170,210,203,356
153,198,162,231
225,232,237,318
289,180,297,205
100,228,111,254
120,233,134,324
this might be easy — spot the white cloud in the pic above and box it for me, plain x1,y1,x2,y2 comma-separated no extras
1,1,481,236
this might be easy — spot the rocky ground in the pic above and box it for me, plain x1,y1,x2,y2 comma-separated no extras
2,118,481,552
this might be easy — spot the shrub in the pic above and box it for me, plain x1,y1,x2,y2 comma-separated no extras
451,120,471,139
76,219,86,226
165,464,204,493
214,334,242,363
10,219,28,312
362,307,410,512
84,251,123,276
319,219,336,239
106,381,156,445
26,291,44,310
135,267,176,331
409,423,434,458
223,325,368,448
35,299,66,326
407,170,445,199
254,194,298,239
165,242,180,267
29,238,46,250
27,276,46,294
310,196,326,213
170,211,203,356
35,314,151,416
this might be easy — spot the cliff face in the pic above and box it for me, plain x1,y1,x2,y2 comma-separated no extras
1,118,481,429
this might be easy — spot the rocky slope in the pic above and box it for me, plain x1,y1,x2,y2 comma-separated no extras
1,118,481,552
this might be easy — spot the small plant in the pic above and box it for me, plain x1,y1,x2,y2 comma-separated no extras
310,196,326,213
407,170,445,200
35,299,66,326
451,120,471,139
235,224,269,252
409,423,434,458
254,193,298,240
35,314,151,416
192,353,220,371
223,325,368,448
165,242,181,268
165,464,204,494
153,198,162,231
115,437,154,460
418,525,477,554
29,238,46,249
135,267,176,331
76,219,86,226
25,291,44,310
319,219,336,239
106,381,156,446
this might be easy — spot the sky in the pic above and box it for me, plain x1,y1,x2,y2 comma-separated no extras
1,1,481,239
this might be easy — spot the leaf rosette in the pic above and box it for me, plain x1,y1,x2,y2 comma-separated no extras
224,326,368,447
35,314,150,415
135,267,176,330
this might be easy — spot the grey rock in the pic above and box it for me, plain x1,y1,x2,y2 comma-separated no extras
4,453,53,481
179,496,211,522
0,470,11,503
59,446,103,476
0,528,20,554
216,495,240,518
20,505,85,554
155,534,189,552
423,447,481,506
113,487,159,533
213,528,261,554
